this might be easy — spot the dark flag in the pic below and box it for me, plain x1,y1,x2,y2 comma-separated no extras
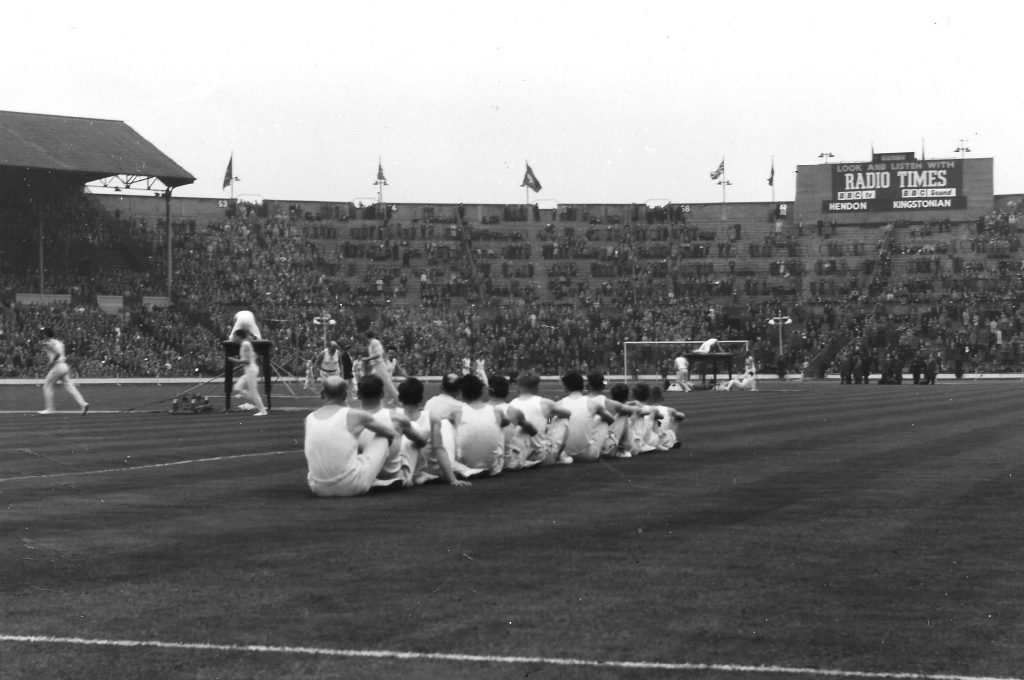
222,154,233,190
521,163,542,192
767,160,775,186
377,160,387,183
710,159,725,180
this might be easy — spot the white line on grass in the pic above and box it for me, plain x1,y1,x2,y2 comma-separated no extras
0,450,297,484
0,634,1018,680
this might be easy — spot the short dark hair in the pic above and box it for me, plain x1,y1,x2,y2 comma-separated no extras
459,374,485,401
41,327,55,338
397,377,424,406
357,375,384,400
587,371,607,390
517,372,540,390
650,385,664,401
632,383,651,402
561,371,584,392
488,375,510,399
609,384,630,402
441,372,461,395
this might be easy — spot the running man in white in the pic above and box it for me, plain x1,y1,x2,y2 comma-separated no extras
38,327,89,415
228,310,262,340
674,354,693,392
303,376,399,497
362,330,399,406
229,329,267,416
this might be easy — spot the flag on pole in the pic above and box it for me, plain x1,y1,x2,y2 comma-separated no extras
222,154,234,190
377,159,387,183
710,159,725,180
521,163,542,192
767,159,775,187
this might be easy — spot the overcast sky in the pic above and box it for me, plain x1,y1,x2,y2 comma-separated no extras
3,1,1020,205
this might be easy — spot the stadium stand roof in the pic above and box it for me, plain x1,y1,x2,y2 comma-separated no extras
0,110,195,188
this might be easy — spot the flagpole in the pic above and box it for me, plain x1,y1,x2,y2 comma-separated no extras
720,158,728,220
524,161,530,222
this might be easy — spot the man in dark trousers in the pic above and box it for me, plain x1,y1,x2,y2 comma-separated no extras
340,342,355,381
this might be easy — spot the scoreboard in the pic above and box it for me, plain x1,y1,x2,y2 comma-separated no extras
823,154,966,213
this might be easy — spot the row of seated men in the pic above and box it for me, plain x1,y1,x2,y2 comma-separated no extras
301,371,685,497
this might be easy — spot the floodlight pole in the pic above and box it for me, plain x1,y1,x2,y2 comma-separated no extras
36,211,44,296
769,309,793,357
165,188,173,297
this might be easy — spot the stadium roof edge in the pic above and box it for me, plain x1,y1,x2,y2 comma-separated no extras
0,110,195,188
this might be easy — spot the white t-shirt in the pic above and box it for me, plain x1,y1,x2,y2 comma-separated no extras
557,392,597,458
304,406,360,485
456,402,503,469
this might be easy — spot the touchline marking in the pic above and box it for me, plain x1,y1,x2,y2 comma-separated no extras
0,450,297,484
0,635,1019,680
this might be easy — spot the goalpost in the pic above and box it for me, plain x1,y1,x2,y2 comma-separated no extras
622,340,749,382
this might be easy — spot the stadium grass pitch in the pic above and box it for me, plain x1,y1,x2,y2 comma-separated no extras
2,380,1023,679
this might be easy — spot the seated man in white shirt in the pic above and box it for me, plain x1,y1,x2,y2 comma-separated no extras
303,376,399,497
454,373,505,475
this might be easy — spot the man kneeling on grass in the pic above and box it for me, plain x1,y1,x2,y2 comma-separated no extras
303,375,399,497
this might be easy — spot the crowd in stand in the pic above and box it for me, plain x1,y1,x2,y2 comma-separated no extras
3,193,1024,380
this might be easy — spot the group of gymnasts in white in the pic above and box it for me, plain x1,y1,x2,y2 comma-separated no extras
672,338,759,393
303,369,687,497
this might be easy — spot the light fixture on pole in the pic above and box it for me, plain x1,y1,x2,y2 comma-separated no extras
818,152,834,163
768,311,793,357
313,313,337,346
955,140,971,159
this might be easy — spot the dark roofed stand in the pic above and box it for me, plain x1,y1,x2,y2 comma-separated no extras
0,109,195,298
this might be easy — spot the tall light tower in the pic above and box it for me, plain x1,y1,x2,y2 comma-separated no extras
313,312,337,347
955,140,971,159
768,311,793,357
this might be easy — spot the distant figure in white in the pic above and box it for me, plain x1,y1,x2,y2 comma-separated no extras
673,354,693,392
695,338,724,354
229,310,262,341
38,327,89,415
229,329,267,416
720,371,757,392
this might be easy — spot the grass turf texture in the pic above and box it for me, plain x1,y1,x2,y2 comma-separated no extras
2,380,1023,679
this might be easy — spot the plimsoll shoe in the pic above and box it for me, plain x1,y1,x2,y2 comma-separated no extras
81,403,90,416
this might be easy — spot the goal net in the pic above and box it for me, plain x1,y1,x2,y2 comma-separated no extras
622,340,749,382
